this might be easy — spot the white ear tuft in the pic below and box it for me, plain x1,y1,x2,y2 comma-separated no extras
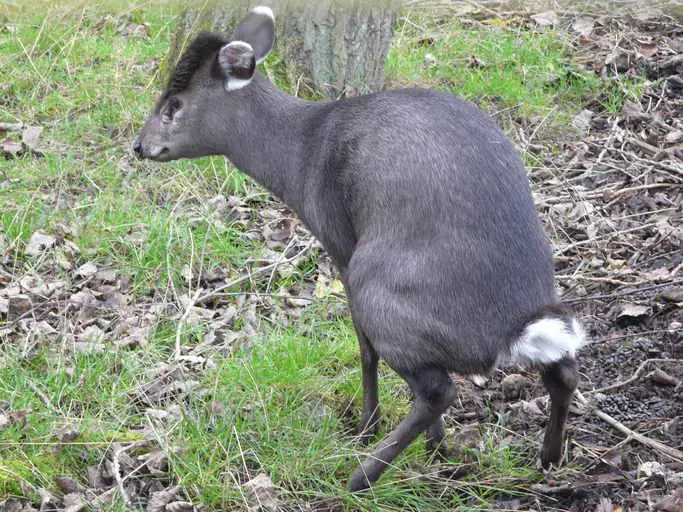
218,41,256,91
226,77,252,91
251,6,274,21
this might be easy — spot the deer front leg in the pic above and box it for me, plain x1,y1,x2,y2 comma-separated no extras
356,328,380,443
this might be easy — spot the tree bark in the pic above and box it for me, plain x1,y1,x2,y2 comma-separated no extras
162,1,396,99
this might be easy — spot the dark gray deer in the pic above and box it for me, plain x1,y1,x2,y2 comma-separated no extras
134,6,586,491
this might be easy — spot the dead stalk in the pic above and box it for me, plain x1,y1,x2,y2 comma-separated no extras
575,390,683,462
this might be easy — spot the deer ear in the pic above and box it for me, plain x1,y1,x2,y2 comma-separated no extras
233,6,275,64
218,41,256,91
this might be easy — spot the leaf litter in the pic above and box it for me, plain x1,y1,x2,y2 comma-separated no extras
1,7,682,512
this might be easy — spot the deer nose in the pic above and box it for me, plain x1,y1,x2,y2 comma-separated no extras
132,140,143,158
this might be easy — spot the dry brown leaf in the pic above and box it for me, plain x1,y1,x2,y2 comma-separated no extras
647,369,680,387
244,473,282,512
616,303,652,325
75,262,98,279
146,486,180,512
54,476,86,494
636,39,658,59
166,502,195,512
508,399,544,418
572,109,594,134
21,125,42,154
86,464,112,489
531,11,559,27
1,138,22,156
466,55,486,68
57,428,81,443
572,17,595,38
62,493,87,512
25,231,56,257
594,497,615,512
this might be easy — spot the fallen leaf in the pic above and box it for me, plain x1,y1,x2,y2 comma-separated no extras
207,194,229,213
37,488,58,511
166,502,195,512
19,274,49,296
314,277,344,298
72,342,106,354
146,486,180,512
664,130,683,144
0,296,10,314
25,231,56,257
7,294,32,319
605,48,634,72
636,39,658,59
572,109,593,134
660,287,683,303
469,374,487,387
86,464,112,489
572,17,595,38
62,493,87,512
21,125,42,154
654,488,683,512
594,497,615,512
57,428,80,443
1,138,22,156
647,369,680,387
531,11,559,27
78,325,105,344
0,122,23,132
54,476,86,494
508,399,544,418
466,55,486,68
243,473,282,512
75,262,98,279
638,460,666,478
615,303,651,326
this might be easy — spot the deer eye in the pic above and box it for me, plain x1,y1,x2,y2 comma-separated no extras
162,96,182,123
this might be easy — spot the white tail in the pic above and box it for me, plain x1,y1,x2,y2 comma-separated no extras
506,317,587,366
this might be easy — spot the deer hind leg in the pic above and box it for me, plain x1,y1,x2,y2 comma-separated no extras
540,356,578,466
349,367,456,491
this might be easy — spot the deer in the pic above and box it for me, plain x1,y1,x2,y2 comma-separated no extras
134,6,586,492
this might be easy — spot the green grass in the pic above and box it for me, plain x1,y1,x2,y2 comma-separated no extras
1,2,631,509
387,10,643,124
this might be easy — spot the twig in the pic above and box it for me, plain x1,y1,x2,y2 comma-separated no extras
575,390,683,462
606,182,683,200
172,242,315,360
0,122,23,131
585,117,621,175
194,242,314,305
112,441,148,508
174,288,202,361
563,278,683,303
27,380,60,415
585,358,681,395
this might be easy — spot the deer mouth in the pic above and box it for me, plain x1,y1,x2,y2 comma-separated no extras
151,146,171,161
144,145,171,161
132,140,171,161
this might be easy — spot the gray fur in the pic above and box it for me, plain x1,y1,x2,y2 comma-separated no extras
134,7,582,492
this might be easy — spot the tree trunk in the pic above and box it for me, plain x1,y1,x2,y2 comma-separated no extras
161,1,396,99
